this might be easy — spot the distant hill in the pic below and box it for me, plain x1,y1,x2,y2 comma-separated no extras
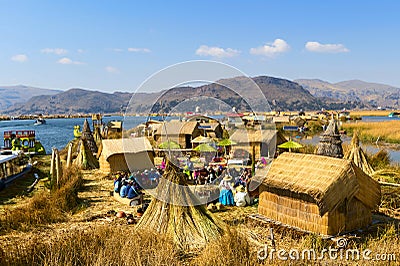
295,79,400,109
6,76,323,115
9,76,395,115
0,85,61,111
6,88,133,115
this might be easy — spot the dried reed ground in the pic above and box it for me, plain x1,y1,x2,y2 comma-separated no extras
0,159,399,265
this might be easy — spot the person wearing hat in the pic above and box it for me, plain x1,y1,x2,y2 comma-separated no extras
234,185,251,207
218,175,234,206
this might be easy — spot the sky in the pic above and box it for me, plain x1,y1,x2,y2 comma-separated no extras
1,0,400,93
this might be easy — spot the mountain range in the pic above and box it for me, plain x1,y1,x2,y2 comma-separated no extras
2,76,399,115
295,79,400,109
0,85,61,111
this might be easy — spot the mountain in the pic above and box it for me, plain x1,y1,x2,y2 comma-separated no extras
295,79,400,109
0,85,61,111
6,89,133,115
7,76,370,115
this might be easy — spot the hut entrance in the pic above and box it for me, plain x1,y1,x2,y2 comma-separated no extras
185,135,192,149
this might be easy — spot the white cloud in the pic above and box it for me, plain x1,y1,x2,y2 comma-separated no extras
112,48,124,52
250,39,290,57
195,45,240,58
41,48,68,55
105,66,119,73
305,41,349,53
57,57,84,65
127,47,151,53
77,49,85,53
11,54,28,62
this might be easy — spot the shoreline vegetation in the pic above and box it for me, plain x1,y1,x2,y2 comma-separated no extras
341,120,400,145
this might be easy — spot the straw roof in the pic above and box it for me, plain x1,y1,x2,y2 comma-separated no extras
316,119,343,158
155,121,200,136
101,137,153,160
230,129,280,144
136,160,224,251
81,119,98,154
345,132,374,175
73,139,99,170
262,153,380,215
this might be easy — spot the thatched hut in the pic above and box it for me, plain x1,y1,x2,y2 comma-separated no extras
345,132,374,175
258,153,381,235
154,121,203,149
81,119,98,155
73,139,99,170
230,129,286,159
99,137,154,173
316,119,343,158
136,160,224,251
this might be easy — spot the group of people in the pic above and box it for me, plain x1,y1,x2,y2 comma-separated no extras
219,173,252,207
113,172,143,204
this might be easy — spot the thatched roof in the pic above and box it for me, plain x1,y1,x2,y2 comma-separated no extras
262,153,380,215
101,137,153,160
136,160,224,251
155,121,200,136
316,119,343,158
230,129,283,144
73,139,99,170
81,119,98,154
345,132,374,175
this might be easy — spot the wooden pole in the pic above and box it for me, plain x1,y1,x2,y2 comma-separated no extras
66,142,73,168
50,148,56,180
55,149,62,187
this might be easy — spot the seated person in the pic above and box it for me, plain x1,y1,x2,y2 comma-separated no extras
119,181,129,198
234,186,251,207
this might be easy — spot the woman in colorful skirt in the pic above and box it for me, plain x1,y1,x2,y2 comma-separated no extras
219,175,235,206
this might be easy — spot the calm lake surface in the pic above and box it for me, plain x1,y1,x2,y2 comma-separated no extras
0,116,147,154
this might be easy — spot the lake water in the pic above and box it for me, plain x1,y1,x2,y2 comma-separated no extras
0,116,147,154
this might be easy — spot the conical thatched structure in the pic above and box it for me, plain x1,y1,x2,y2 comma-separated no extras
345,132,374,175
81,119,98,154
136,160,224,251
316,119,343,158
73,139,99,170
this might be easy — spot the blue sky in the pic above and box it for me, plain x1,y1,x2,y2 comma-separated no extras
1,0,400,92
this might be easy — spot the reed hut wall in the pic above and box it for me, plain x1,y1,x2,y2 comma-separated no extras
258,153,380,235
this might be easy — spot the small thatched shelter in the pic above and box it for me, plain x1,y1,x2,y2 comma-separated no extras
154,121,203,149
81,119,98,155
258,153,381,235
345,132,374,175
73,139,99,170
316,119,343,158
99,137,154,173
230,129,286,159
136,160,224,250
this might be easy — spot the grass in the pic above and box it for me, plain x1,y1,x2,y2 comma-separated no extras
341,120,400,144
0,165,83,233
349,110,400,117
